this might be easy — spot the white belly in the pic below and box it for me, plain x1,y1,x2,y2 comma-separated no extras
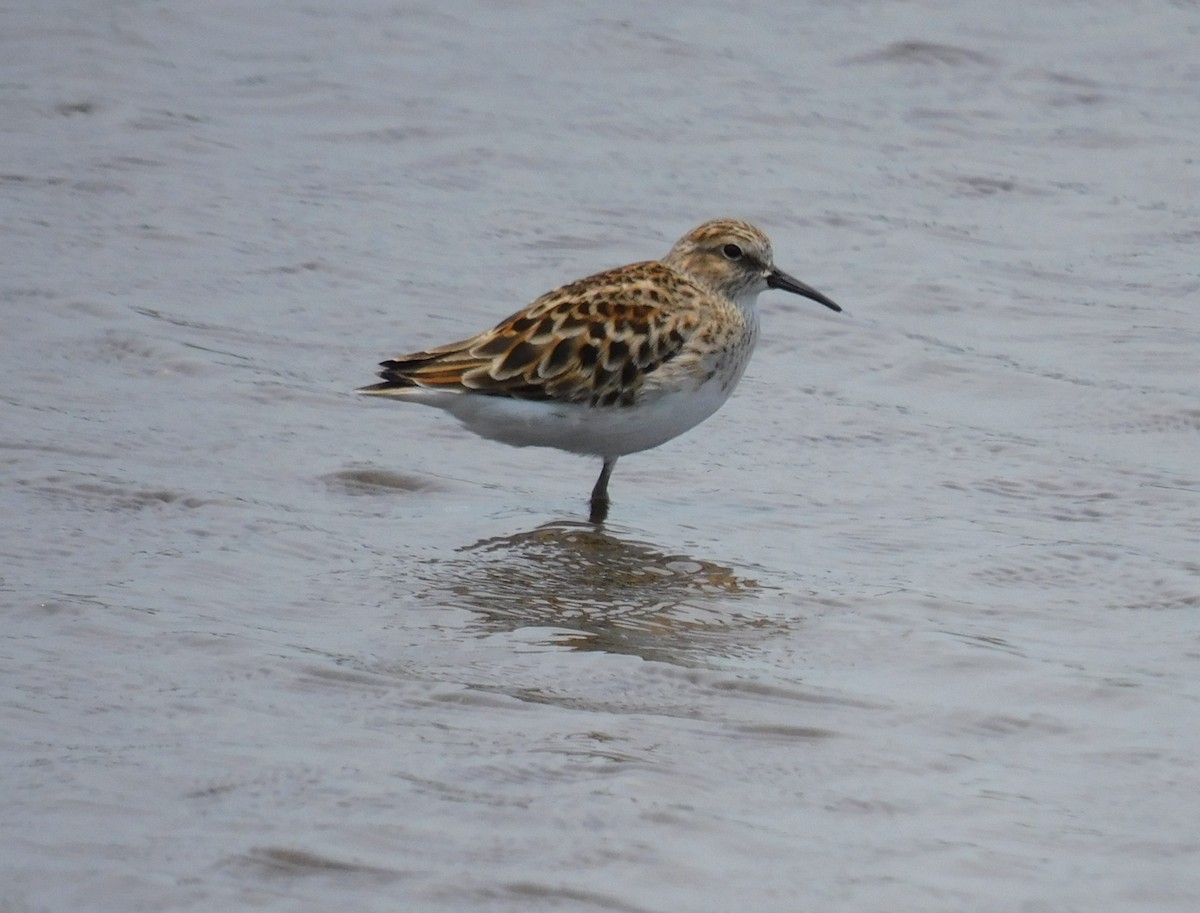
386,296,760,459
399,374,740,459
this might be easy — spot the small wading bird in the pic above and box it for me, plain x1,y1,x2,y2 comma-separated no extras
359,219,841,523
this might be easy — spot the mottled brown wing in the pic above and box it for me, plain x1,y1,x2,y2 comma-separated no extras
361,262,702,407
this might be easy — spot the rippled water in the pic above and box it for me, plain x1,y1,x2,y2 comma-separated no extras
5,1,1200,910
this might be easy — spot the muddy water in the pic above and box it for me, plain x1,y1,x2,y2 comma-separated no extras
4,1,1200,910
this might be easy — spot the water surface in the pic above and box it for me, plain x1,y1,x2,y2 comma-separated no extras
4,1,1200,910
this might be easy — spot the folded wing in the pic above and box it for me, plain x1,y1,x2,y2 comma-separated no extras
359,262,701,408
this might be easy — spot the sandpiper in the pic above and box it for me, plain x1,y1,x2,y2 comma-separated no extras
359,219,841,522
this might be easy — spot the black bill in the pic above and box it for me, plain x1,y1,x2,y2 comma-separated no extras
767,267,841,313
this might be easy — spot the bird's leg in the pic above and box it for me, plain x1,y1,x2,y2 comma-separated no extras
589,457,617,524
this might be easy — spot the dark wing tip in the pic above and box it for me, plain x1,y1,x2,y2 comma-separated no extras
356,359,421,394
357,379,410,394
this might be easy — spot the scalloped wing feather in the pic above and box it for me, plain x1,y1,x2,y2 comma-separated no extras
361,262,704,407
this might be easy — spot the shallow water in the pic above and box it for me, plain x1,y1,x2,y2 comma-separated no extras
4,1,1200,910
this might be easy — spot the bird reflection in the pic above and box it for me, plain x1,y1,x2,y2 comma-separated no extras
412,520,783,664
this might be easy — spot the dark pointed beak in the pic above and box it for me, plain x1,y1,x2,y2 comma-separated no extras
767,267,841,312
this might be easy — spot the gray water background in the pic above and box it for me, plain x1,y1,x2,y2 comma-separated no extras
4,1,1199,910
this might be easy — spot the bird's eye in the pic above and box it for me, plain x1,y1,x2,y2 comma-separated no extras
721,243,744,260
